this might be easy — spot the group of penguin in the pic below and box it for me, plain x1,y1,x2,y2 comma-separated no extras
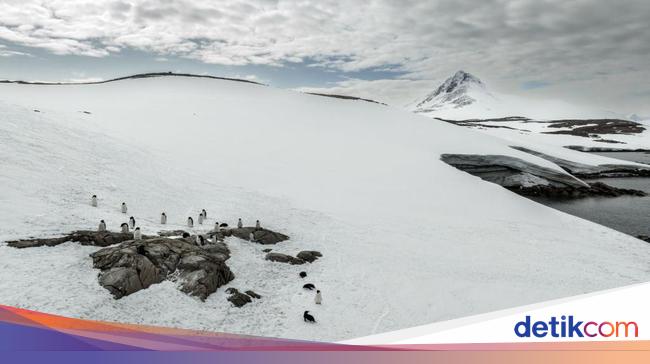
91,194,323,323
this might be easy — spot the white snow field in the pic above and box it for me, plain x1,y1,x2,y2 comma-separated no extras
1,75,649,342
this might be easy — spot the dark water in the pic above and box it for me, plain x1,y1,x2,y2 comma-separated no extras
532,152,650,238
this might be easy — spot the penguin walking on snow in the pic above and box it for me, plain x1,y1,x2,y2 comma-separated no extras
133,227,142,240
121,223,129,234
198,212,204,225
314,290,322,305
98,220,106,232
202,209,207,218
187,216,194,228
129,216,136,229
91,195,98,207
237,218,243,229
160,212,167,224
121,202,127,214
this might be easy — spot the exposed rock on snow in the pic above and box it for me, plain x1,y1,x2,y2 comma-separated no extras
441,153,647,198
440,154,588,188
508,182,647,199
228,227,289,245
245,290,262,299
91,238,234,300
265,252,305,265
296,250,322,263
7,230,143,249
225,288,261,307
158,230,188,237
512,146,650,178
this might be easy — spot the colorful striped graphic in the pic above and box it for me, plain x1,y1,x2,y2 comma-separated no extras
1,305,649,363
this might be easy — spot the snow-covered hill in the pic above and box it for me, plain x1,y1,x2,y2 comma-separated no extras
411,71,620,120
1,75,649,342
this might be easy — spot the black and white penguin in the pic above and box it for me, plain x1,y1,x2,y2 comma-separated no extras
160,212,167,224
91,195,98,207
255,220,261,229
121,202,127,214
187,216,194,228
214,222,220,232
129,216,136,229
202,209,207,218
196,235,205,246
249,232,255,242
198,212,204,225
120,223,129,233
133,227,142,240
98,219,106,232
237,218,243,229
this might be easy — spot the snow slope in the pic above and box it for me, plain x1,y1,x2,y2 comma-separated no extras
1,76,649,342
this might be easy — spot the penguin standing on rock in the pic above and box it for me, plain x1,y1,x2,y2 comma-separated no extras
255,220,261,229
160,212,167,224
133,227,142,240
91,195,98,207
187,217,194,228
214,222,220,231
121,223,129,234
98,220,106,232
129,216,136,229
196,235,205,246
121,202,127,214
237,218,243,229
249,232,255,242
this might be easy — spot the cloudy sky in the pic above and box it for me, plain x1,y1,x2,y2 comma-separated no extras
0,0,648,114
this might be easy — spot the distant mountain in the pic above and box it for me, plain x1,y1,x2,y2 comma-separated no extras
412,70,490,113
410,71,621,120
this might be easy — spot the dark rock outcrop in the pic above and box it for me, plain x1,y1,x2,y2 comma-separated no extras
228,227,289,245
265,252,305,265
245,290,262,299
158,230,188,237
262,248,272,253
509,182,646,199
637,235,650,243
91,238,234,300
226,288,253,307
7,230,143,249
296,250,322,263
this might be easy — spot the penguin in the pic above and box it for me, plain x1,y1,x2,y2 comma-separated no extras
98,219,106,232
196,235,205,246
214,222,220,231
220,223,228,228
299,271,307,278
91,195,98,207
237,218,243,229
255,219,261,230
187,216,194,228
182,232,191,238
129,216,136,229
120,223,129,234
202,209,207,218
303,311,316,323
198,213,204,225
160,212,167,224
133,227,142,240
249,232,255,242
314,290,322,305
121,202,127,213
